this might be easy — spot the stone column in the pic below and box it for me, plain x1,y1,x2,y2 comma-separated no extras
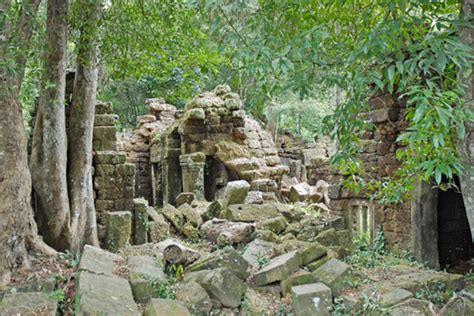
180,152,205,200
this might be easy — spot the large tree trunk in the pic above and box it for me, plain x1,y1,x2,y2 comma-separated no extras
459,0,474,242
0,0,55,286
67,0,102,251
30,0,71,251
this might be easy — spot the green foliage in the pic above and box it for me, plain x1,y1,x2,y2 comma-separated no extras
165,263,185,281
266,92,335,141
148,279,176,300
98,0,224,125
324,0,473,203
414,282,454,307
360,294,390,315
255,252,270,268
48,288,65,302
61,250,82,269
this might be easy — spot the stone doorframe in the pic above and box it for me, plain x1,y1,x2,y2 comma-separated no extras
411,181,440,269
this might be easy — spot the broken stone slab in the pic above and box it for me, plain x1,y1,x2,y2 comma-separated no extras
163,240,201,266
315,228,339,247
195,268,246,308
93,150,126,164
291,282,332,316
315,179,330,205
274,240,327,266
312,258,351,296
162,204,185,230
289,183,311,202
386,269,464,293
188,248,250,280
78,245,121,276
180,222,200,241
251,251,301,286
76,271,139,315
306,254,333,272
175,281,212,315
379,286,413,307
276,203,306,223
144,298,191,316
201,200,222,222
440,291,474,316
200,218,255,246
133,198,149,245
242,239,274,269
148,211,170,243
177,203,202,227
281,270,318,296
0,292,57,316
222,203,280,222
128,256,167,303
390,298,438,316
245,190,264,204
176,192,195,207
257,216,288,234
105,211,132,252
222,180,250,209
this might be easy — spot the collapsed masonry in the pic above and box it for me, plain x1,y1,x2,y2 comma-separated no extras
121,85,289,208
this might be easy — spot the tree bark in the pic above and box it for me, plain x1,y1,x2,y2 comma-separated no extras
30,0,71,251
67,0,102,252
459,0,474,242
0,0,55,286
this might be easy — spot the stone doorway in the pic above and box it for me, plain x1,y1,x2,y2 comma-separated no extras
437,176,473,272
413,178,473,271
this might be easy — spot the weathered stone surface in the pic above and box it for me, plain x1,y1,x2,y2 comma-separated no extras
178,203,202,227
195,268,246,308
148,212,170,242
312,258,351,296
200,218,255,246
306,255,333,272
144,298,191,316
180,222,200,241
201,200,222,222
175,281,212,315
274,240,327,266
390,298,438,316
242,239,274,269
162,204,185,230
251,251,301,286
128,256,167,303
76,271,139,315
0,292,57,316
133,198,149,244
96,102,113,114
258,216,288,234
291,282,332,316
188,248,250,280
258,229,280,243
105,211,132,252
222,180,250,208
176,192,195,207
379,286,413,307
281,270,318,296
440,292,474,316
223,204,280,222
94,151,126,164
289,183,310,202
315,228,339,247
78,245,121,276
243,287,281,316
385,268,464,293
94,113,116,126
277,203,306,222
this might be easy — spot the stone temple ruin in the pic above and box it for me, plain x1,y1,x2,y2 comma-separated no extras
33,84,468,315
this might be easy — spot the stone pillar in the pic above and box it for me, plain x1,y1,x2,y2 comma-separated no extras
180,152,205,200
411,181,439,269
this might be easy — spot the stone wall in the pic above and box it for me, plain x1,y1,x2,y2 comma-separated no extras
93,102,135,248
277,93,413,249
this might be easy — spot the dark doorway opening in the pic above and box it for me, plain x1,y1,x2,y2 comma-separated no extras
437,176,473,272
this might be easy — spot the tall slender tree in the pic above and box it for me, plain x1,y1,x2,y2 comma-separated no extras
30,0,72,251
0,0,55,286
459,0,474,241
67,0,102,251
